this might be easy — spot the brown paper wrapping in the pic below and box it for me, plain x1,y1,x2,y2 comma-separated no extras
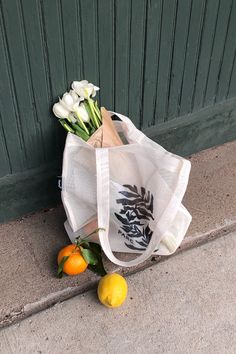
87,107,123,148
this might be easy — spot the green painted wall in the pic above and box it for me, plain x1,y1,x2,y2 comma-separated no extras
1,0,236,222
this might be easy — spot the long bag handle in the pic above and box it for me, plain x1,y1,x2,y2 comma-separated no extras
96,148,163,267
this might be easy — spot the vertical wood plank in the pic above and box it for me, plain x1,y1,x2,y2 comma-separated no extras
20,0,57,162
179,0,206,116
97,0,114,109
167,0,192,119
114,0,131,115
141,0,162,129
128,0,147,127
42,0,67,97
60,0,83,85
80,0,99,86
215,0,236,102
154,0,177,124
192,0,219,110
1,0,43,169
227,52,236,98
0,2,25,173
41,0,69,156
204,0,232,106
0,112,11,177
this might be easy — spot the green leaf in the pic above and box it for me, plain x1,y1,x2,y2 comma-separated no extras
88,242,102,254
86,242,107,276
80,247,98,265
71,229,107,276
59,119,75,133
90,127,96,135
57,255,69,278
83,101,93,116
71,123,90,141
88,262,107,276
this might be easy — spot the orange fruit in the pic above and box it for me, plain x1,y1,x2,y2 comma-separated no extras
57,244,88,276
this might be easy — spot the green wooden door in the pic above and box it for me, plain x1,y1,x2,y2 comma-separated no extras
1,0,236,222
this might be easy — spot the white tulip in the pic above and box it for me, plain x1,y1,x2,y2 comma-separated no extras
72,80,100,99
70,89,81,103
75,103,90,122
53,102,70,119
61,93,74,110
60,90,82,111
53,102,77,123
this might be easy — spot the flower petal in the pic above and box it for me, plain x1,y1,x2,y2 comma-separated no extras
76,104,90,122
72,80,99,99
61,92,75,110
53,102,70,118
69,90,79,103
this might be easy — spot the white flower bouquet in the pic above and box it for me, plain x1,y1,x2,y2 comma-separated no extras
53,80,122,148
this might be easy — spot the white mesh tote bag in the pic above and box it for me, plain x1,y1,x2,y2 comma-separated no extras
62,112,192,267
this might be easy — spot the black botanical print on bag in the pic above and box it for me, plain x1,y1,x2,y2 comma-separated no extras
115,184,154,251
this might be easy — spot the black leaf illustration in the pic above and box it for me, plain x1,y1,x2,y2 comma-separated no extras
142,225,153,244
126,220,145,226
141,187,145,197
118,191,139,198
131,209,151,220
127,214,136,221
136,207,154,220
136,240,150,248
123,184,138,193
121,225,136,233
149,195,154,213
114,213,130,225
115,184,155,251
124,242,146,251
116,198,143,206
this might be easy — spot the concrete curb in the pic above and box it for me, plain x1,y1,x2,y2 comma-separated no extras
1,220,235,329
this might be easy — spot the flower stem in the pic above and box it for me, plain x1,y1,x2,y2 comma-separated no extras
75,228,105,247
59,119,75,133
88,119,93,129
83,101,96,127
71,123,90,141
75,111,90,135
94,101,102,122
88,99,100,129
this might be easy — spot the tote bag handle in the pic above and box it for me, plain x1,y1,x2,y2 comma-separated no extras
109,111,145,144
96,148,162,267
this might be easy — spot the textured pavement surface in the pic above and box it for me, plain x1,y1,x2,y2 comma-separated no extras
183,140,236,236
0,140,236,327
0,232,235,354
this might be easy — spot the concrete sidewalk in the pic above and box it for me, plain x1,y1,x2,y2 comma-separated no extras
0,232,235,354
0,140,236,328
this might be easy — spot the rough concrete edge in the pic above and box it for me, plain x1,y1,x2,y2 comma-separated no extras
1,221,236,330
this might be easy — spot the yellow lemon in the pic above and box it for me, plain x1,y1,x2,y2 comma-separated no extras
97,273,128,308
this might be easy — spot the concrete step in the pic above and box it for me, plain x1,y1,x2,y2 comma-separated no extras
0,140,236,328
